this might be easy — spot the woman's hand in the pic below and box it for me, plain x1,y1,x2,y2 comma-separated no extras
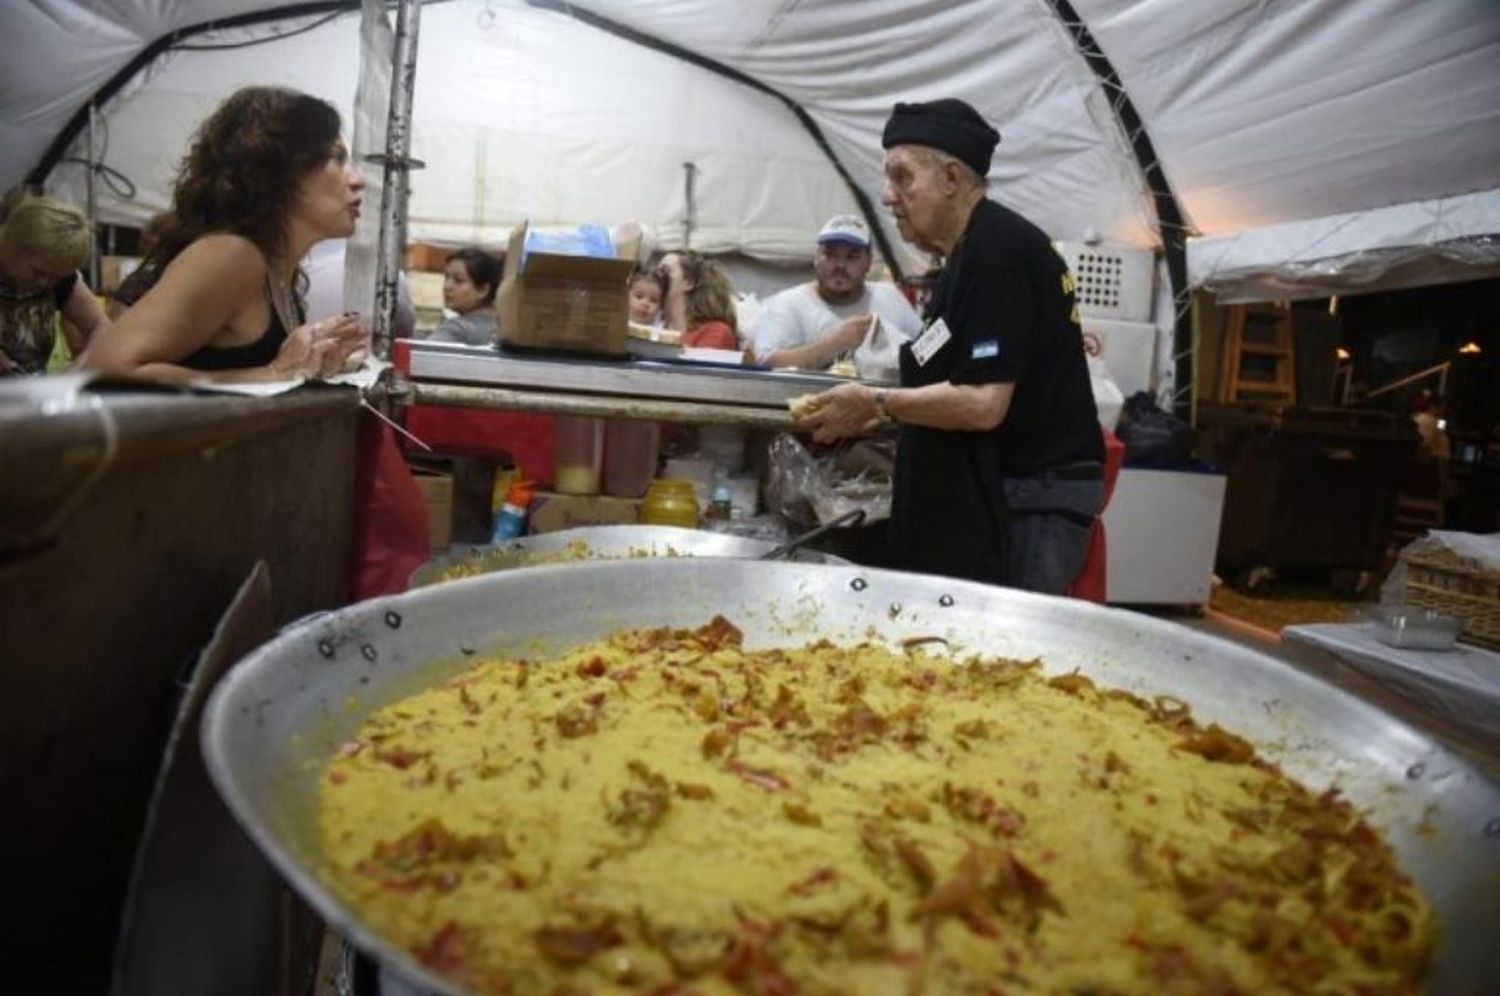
656,253,687,290
268,313,367,380
795,382,882,444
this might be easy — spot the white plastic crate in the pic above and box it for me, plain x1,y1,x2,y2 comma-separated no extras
1054,241,1156,322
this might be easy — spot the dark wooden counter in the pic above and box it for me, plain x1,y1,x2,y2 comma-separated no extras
0,378,359,991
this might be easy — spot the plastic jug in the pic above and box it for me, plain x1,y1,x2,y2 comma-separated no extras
554,416,604,495
603,419,660,498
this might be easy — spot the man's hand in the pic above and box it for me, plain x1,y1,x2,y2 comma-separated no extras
795,381,883,444
823,314,874,358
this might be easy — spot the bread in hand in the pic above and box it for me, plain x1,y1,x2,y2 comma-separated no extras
788,393,823,419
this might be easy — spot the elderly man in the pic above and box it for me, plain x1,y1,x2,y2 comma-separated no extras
753,214,921,375
797,98,1102,592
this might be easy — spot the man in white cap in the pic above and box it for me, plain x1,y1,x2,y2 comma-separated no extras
752,213,920,373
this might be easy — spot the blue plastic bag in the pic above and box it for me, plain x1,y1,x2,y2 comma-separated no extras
520,224,615,266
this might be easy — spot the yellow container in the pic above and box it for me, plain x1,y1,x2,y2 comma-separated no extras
639,478,699,528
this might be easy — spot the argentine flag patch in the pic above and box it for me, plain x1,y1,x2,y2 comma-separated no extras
972,340,1000,359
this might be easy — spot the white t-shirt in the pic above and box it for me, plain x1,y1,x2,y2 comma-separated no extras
751,282,921,364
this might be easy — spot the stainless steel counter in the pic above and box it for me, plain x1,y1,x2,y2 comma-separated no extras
401,340,847,425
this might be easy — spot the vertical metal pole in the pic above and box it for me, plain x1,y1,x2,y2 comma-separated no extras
682,161,698,249
85,102,100,289
372,0,422,360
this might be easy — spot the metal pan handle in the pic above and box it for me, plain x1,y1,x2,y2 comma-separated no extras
758,509,866,561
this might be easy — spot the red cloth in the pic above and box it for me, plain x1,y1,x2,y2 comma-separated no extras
403,407,557,486
350,411,431,601
1067,427,1126,603
681,320,738,350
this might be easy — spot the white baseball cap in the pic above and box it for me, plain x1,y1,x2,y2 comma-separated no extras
817,214,871,249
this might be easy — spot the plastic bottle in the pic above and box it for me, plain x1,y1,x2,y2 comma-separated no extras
492,479,535,541
704,484,733,530
554,416,604,495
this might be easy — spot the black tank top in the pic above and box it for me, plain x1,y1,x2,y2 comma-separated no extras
179,286,294,371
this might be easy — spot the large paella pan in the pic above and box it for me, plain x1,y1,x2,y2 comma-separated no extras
203,560,1499,993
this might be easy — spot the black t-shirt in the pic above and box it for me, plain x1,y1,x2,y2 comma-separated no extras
926,198,1101,474
886,199,1100,585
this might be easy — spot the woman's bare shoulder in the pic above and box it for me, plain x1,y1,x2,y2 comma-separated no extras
171,232,268,276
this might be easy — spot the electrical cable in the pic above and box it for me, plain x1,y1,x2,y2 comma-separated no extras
58,110,137,200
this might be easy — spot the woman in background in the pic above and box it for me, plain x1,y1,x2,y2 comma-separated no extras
0,193,109,374
430,247,501,344
83,85,367,382
659,251,739,349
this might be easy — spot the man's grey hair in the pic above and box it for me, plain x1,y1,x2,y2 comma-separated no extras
914,146,987,191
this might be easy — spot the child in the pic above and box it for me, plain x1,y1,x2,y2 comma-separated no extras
627,268,664,327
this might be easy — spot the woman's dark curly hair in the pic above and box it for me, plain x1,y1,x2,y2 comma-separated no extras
149,86,342,270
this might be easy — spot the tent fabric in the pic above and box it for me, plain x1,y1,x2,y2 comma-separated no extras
6,0,1500,293
1189,190,1500,303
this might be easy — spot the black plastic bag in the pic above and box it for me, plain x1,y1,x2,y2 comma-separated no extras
1116,391,1193,466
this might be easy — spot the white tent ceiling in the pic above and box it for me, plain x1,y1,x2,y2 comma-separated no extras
3,0,1499,295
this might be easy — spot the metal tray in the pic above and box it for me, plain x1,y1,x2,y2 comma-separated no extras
202,560,1500,994
409,524,849,587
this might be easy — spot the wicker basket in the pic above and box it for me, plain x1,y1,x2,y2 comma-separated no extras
1401,549,1500,649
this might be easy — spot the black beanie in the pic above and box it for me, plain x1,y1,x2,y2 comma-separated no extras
881,98,1000,178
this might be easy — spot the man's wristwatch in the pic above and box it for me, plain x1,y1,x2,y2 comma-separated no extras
873,388,892,423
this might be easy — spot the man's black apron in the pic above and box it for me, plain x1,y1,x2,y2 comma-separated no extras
887,339,1012,586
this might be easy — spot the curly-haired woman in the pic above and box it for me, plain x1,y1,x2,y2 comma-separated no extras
83,86,368,382
0,192,110,375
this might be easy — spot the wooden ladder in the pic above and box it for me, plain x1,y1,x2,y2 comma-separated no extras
1220,304,1296,403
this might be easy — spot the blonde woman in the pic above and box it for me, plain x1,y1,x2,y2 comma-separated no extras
658,250,738,349
0,193,109,374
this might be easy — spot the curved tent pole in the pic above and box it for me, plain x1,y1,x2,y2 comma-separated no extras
24,2,361,188
31,0,905,281
1044,0,1195,416
524,0,906,283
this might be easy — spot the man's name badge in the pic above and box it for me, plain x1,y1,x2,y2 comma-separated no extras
911,318,952,367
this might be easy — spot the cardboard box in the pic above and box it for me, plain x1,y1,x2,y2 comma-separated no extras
411,468,454,551
405,243,449,272
527,490,639,534
497,222,639,356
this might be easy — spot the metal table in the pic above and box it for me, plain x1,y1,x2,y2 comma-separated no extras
399,339,847,427
1283,622,1500,752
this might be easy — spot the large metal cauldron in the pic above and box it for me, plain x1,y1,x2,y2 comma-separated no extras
202,560,1500,994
